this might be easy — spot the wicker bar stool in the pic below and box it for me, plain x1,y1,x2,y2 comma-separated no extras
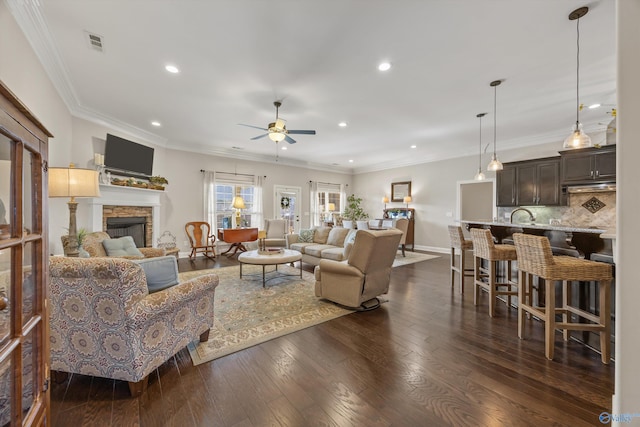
512,233,613,364
470,228,518,317
447,225,474,293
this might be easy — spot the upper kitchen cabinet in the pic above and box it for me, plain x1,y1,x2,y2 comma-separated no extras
560,145,616,185
496,157,561,207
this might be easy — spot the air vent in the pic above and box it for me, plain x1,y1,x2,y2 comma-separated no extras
84,31,104,52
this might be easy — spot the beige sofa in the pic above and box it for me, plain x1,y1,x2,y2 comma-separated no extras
286,226,356,266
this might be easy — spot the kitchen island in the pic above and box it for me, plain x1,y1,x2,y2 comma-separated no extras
461,220,612,260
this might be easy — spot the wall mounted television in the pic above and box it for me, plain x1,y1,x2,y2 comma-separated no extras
104,133,154,179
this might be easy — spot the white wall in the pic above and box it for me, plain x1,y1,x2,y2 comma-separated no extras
0,1,73,255
352,139,576,252
614,1,640,424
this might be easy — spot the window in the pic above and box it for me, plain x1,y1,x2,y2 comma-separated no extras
316,182,342,224
215,184,255,229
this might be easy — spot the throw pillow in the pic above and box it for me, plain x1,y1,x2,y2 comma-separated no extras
344,229,357,247
134,255,180,293
298,229,315,243
102,236,144,258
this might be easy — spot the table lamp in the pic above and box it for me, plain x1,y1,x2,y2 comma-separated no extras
403,196,412,210
49,163,101,257
232,196,246,228
258,230,267,251
382,196,389,210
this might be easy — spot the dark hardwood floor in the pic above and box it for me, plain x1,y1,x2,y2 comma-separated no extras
50,253,614,426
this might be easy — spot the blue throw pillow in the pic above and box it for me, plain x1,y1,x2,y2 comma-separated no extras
102,236,144,258
299,229,315,243
134,256,180,293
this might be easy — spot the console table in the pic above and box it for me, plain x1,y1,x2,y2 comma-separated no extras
218,228,259,257
383,208,415,251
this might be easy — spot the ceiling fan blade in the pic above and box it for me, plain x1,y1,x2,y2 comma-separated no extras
287,129,316,135
250,134,269,140
284,135,297,144
238,123,268,131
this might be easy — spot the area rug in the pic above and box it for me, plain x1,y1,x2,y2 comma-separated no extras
392,251,439,267
184,265,353,365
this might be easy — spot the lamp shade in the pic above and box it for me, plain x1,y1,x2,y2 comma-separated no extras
48,166,100,198
382,196,389,204
232,196,246,209
403,196,412,204
327,203,336,211
258,230,267,239
268,132,286,143
563,123,592,149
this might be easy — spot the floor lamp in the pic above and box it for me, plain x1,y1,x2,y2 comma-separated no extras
49,163,101,257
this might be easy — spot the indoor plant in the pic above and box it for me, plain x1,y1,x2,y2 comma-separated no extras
342,194,369,222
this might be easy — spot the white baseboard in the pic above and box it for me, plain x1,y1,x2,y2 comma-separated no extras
413,245,449,254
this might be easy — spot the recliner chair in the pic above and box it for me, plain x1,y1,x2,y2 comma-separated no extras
314,229,402,309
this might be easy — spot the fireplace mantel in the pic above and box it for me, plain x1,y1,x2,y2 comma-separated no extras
85,184,163,246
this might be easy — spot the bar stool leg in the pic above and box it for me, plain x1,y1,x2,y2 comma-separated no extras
474,255,481,306
488,260,497,317
460,248,466,294
600,279,611,364
450,247,456,289
518,269,526,339
506,260,512,308
562,280,571,341
545,279,556,361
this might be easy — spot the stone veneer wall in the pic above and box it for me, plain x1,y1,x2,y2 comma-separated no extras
102,206,153,247
497,190,616,229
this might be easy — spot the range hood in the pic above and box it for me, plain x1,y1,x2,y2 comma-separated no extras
566,183,616,193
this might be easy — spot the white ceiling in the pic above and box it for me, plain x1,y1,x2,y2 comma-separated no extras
10,0,616,174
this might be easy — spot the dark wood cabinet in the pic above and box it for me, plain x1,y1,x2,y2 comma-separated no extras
497,157,561,206
560,145,616,184
383,208,415,251
496,165,517,206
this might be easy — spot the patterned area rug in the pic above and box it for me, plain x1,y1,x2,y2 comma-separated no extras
184,265,353,365
392,250,439,267
185,251,439,365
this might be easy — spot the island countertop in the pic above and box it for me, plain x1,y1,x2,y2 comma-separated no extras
460,220,613,260
460,220,607,234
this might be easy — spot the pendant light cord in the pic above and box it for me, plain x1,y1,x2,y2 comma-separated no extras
576,15,580,125
493,84,497,156
478,115,483,170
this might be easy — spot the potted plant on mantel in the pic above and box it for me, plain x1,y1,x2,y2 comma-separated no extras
342,194,369,222
148,176,168,190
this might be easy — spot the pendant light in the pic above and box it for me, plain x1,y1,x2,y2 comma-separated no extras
563,6,592,149
474,113,486,180
487,80,503,171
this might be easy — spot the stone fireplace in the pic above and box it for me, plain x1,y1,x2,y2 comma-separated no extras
85,184,162,247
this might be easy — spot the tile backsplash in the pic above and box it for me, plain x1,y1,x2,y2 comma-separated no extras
497,191,616,229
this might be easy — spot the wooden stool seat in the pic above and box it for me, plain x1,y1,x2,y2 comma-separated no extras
448,225,474,293
513,233,612,364
470,228,518,317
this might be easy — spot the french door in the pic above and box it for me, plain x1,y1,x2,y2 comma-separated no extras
274,185,301,233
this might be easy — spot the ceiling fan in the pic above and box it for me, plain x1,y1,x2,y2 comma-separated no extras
238,101,316,144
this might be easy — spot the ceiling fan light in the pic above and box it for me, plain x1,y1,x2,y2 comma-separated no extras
563,122,592,148
487,154,503,171
269,132,286,143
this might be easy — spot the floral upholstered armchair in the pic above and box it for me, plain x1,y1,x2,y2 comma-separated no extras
49,256,218,396
81,231,166,258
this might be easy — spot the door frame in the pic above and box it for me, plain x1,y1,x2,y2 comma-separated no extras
273,185,302,233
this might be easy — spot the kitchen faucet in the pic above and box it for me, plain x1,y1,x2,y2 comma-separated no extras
510,207,536,224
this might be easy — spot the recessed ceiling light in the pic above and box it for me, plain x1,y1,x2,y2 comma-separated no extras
338,122,348,128
165,64,180,73
378,62,391,71
348,159,354,163
588,103,601,109
281,146,287,150
410,145,417,149
151,121,161,127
